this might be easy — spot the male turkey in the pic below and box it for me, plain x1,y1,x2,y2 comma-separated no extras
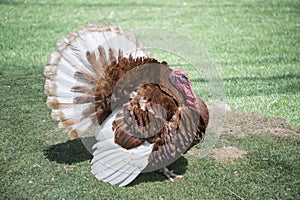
44,24,209,187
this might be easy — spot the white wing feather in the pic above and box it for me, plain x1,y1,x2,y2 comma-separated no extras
91,109,154,187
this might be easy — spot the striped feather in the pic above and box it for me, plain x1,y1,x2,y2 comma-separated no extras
44,24,148,137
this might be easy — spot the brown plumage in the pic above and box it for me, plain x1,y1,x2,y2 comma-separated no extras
44,24,209,187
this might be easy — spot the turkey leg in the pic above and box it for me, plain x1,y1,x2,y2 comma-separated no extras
160,167,184,182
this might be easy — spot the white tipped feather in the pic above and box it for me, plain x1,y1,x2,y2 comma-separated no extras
46,96,72,105
91,110,154,187
56,56,78,75
50,109,63,120
48,52,61,65
43,65,57,77
61,49,90,72
44,24,149,138
69,116,94,132
50,103,92,121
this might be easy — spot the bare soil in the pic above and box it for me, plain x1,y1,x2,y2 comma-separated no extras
223,110,300,137
210,110,300,162
212,146,247,162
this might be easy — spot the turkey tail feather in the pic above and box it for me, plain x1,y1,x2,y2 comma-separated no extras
44,24,148,137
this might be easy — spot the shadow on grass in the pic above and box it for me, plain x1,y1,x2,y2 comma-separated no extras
44,137,95,164
129,156,188,186
44,137,189,185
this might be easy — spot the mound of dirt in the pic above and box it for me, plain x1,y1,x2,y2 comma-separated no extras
207,109,299,162
223,111,300,137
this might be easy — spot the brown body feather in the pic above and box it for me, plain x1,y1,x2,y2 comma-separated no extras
110,81,209,168
84,47,209,154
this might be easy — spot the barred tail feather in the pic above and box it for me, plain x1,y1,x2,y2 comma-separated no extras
44,24,148,138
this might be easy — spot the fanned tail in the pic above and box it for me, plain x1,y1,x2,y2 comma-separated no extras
43,24,149,138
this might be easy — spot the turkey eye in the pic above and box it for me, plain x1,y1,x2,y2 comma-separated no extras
179,74,188,83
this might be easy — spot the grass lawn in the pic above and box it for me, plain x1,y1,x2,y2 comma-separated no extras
0,0,299,199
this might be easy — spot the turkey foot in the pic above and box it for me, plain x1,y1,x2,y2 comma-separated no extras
160,167,184,182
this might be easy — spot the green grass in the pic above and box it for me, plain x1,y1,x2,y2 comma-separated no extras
0,0,299,199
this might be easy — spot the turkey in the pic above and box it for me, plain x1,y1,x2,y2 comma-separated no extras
44,24,209,187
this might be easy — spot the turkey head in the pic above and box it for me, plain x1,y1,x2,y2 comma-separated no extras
169,69,199,109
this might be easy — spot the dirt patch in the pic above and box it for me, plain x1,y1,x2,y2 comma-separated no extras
204,108,300,162
212,146,247,162
223,110,300,137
